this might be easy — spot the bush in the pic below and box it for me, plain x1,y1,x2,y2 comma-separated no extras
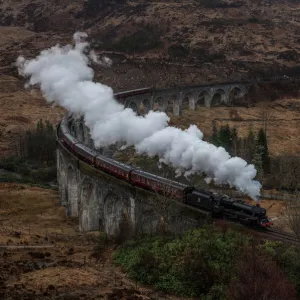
259,241,300,297
114,226,250,297
115,228,299,298
168,45,189,58
278,50,299,62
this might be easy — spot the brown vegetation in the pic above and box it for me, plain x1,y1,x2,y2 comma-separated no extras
0,183,180,299
284,193,300,241
228,244,297,300
172,98,300,156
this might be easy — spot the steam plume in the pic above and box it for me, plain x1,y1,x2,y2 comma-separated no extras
16,32,261,199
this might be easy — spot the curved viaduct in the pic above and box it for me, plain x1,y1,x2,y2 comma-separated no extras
57,142,202,236
56,81,253,237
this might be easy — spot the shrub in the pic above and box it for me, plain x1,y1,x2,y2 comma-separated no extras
114,226,249,297
260,240,300,296
168,45,189,58
278,50,299,62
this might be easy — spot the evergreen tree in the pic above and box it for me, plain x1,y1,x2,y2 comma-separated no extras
210,121,219,146
252,145,264,181
256,128,270,174
230,127,238,156
37,119,44,132
245,127,256,162
218,124,231,151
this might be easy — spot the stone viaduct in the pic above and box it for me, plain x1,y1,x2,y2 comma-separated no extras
56,82,252,237
57,118,209,237
118,82,251,116
57,140,204,236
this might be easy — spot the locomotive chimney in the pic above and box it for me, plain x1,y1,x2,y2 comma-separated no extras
256,196,260,208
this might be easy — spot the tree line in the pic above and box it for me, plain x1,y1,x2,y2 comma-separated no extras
0,119,57,186
209,123,300,191
18,119,56,165
210,123,270,180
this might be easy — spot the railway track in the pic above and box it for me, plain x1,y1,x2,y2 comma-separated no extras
224,218,300,244
257,228,300,244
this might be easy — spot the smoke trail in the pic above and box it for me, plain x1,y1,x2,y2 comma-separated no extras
16,32,261,199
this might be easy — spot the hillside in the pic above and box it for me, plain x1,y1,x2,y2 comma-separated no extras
1,0,300,84
1,0,300,156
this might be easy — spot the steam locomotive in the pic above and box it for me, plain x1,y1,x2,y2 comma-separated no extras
57,115,272,228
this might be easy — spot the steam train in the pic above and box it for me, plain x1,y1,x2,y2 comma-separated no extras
57,115,272,228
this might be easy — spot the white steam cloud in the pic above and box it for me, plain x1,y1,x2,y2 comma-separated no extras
16,32,261,200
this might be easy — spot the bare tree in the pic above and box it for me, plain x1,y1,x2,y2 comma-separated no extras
228,242,297,300
146,180,180,234
259,101,273,135
284,192,300,241
270,155,300,191
137,173,193,235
